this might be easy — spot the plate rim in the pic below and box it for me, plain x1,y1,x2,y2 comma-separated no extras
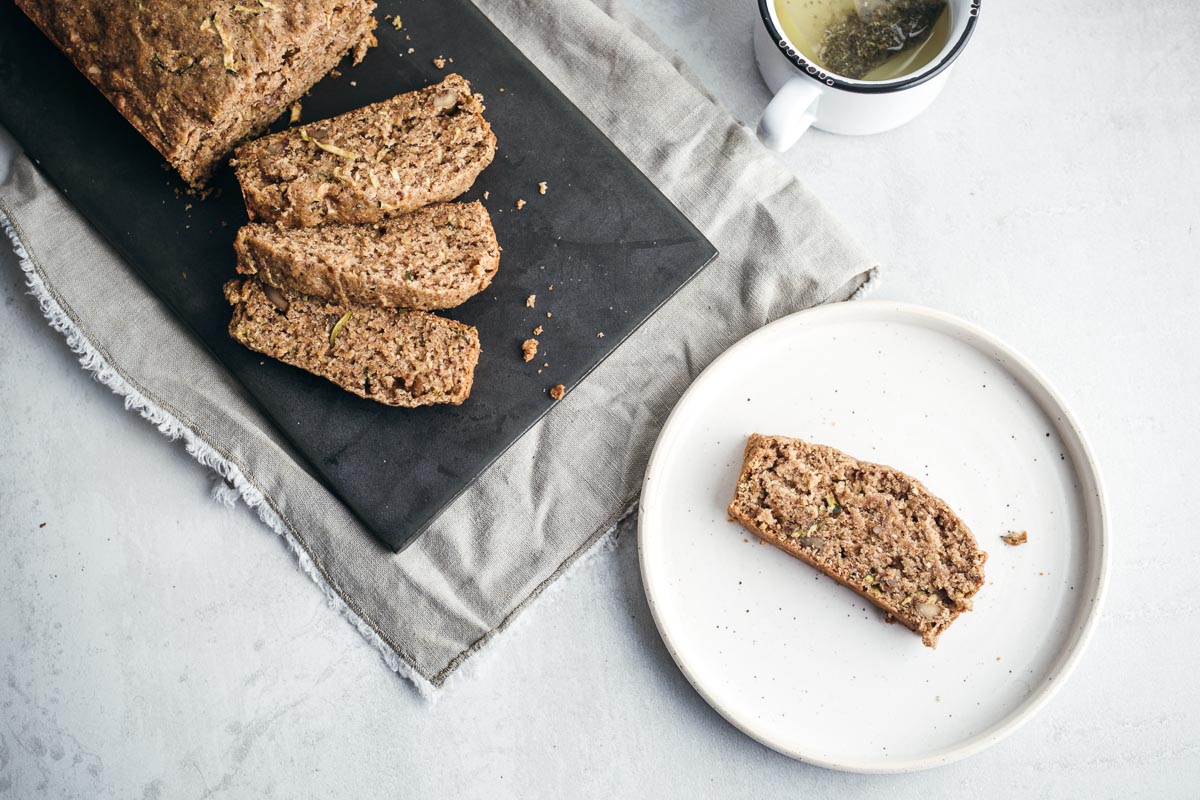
637,300,1111,774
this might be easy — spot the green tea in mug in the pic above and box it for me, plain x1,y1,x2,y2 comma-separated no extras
774,0,951,81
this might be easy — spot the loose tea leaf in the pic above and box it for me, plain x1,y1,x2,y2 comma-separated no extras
820,0,946,79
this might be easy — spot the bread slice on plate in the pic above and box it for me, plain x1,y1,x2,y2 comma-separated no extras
234,201,499,311
233,74,496,227
728,434,987,647
225,278,480,407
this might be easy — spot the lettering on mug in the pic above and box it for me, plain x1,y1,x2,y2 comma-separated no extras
778,39,837,85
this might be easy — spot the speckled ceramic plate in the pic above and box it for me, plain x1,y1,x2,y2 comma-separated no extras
638,301,1109,773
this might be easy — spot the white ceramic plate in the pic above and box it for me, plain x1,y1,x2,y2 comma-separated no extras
638,302,1109,773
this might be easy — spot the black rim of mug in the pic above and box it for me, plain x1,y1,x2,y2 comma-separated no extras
759,0,981,94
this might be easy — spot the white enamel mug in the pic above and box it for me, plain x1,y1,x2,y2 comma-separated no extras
755,0,981,149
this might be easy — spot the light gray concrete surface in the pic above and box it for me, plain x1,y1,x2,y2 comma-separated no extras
2,0,1198,796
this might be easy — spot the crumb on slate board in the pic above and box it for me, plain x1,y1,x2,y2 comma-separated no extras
538,181,548,195
522,338,538,362
1001,530,1028,546
533,325,543,335
526,294,536,308
549,384,565,401
515,198,526,210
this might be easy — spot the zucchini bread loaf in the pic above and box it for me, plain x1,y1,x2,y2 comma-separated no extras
234,201,499,310
225,278,480,407
728,434,987,647
233,74,496,227
15,0,378,186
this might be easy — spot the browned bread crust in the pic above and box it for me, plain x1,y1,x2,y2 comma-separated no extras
233,74,496,227
225,278,479,407
234,201,499,311
14,0,377,186
728,434,987,647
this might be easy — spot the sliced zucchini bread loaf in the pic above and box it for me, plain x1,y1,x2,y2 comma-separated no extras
234,201,499,310
15,0,377,186
233,74,496,227
225,278,479,407
728,434,987,647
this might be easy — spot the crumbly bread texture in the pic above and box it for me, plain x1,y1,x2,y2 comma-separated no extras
728,434,987,647
234,201,499,310
225,278,479,407
233,74,496,227
15,0,377,186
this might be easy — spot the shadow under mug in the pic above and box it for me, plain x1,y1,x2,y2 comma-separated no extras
754,0,981,150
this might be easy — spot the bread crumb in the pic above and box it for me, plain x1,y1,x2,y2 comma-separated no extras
483,190,490,200
549,384,565,401
526,294,536,308
521,338,538,362
407,47,415,54
548,284,554,291
289,101,302,124
515,198,526,210
546,311,552,318
533,325,543,335
596,332,605,338
1001,530,1028,546
350,80,357,87
538,181,548,195
499,87,506,93
330,68,342,78
391,15,402,30
433,57,446,69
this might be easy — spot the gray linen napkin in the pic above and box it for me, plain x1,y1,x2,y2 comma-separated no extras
0,0,875,692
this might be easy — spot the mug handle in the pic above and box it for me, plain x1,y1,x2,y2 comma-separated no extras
757,76,822,151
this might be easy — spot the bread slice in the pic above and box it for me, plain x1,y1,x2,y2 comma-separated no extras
728,434,987,647
225,278,479,407
15,0,377,186
234,201,499,311
233,74,496,227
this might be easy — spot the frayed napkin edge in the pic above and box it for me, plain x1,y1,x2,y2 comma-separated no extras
1,209,443,698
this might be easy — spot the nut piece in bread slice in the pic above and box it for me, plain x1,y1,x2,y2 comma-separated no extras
233,74,496,227
728,434,987,647
225,278,480,407
235,201,499,311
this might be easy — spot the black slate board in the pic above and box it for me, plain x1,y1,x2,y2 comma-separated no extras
0,0,716,551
